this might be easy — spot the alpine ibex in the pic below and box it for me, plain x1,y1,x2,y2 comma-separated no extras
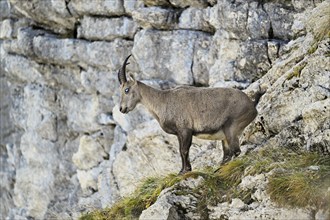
118,55,263,174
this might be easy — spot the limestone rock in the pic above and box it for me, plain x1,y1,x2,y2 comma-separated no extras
302,99,330,134
98,126,127,207
32,35,133,70
207,171,326,220
246,2,270,40
209,31,272,85
112,120,180,197
2,52,85,92
124,0,144,16
8,27,46,58
2,54,44,84
62,93,101,132
248,39,329,149
77,167,101,195
132,29,211,85
0,18,31,40
236,40,271,82
132,7,179,30
77,192,102,213
0,19,14,39
292,0,323,11
96,113,116,126
308,129,330,153
14,167,55,219
35,109,57,142
243,2,330,154
109,126,127,167
178,7,214,33
143,0,171,7
9,0,76,34
80,67,119,97
169,0,209,8
112,104,154,132
190,139,223,169
139,188,182,220
4,27,134,71
208,31,240,85
209,202,312,220
72,135,108,170
78,16,138,41
0,0,11,20
97,161,116,208
140,177,204,220
210,1,266,40
230,198,247,211
239,174,268,192
68,0,125,16
264,2,295,40
267,40,282,64
0,78,15,145
133,6,214,33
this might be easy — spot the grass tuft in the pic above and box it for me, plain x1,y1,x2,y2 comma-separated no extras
79,174,184,220
268,154,330,211
268,170,329,210
218,159,248,186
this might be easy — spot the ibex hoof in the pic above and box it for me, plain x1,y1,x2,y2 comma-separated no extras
222,156,231,164
234,150,241,157
178,168,191,175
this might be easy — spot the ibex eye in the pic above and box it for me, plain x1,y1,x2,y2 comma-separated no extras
125,88,129,94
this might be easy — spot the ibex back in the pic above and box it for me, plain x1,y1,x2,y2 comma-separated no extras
118,55,262,175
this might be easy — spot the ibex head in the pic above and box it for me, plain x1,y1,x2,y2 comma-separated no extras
118,55,140,114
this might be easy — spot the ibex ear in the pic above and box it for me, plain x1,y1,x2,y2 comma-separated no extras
128,74,136,83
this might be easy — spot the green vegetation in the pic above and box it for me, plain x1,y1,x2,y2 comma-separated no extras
80,147,330,220
79,174,183,220
286,62,307,80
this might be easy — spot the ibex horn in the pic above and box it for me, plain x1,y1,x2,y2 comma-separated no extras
118,54,131,85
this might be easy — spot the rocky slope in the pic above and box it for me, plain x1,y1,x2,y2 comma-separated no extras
0,0,329,219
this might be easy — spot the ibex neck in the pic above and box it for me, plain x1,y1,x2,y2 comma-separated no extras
138,81,165,117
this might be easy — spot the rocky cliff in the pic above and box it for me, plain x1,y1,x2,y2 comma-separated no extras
0,0,329,219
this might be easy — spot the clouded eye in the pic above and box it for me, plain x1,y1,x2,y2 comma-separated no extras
125,88,130,94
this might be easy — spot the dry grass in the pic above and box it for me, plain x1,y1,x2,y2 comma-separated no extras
268,154,330,211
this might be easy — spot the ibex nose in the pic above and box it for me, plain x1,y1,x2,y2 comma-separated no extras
120,106,127,113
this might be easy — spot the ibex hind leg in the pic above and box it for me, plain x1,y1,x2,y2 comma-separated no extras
222,139,231,164
221,139,240,164
222,126,241,164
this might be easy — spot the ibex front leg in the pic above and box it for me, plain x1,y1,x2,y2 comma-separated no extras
177,129,193,175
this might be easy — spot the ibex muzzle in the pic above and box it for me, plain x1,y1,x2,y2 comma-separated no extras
118,55,263,175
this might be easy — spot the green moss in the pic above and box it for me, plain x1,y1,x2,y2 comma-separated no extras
79,148,330,220
286,62,307,80
308,42,319,55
